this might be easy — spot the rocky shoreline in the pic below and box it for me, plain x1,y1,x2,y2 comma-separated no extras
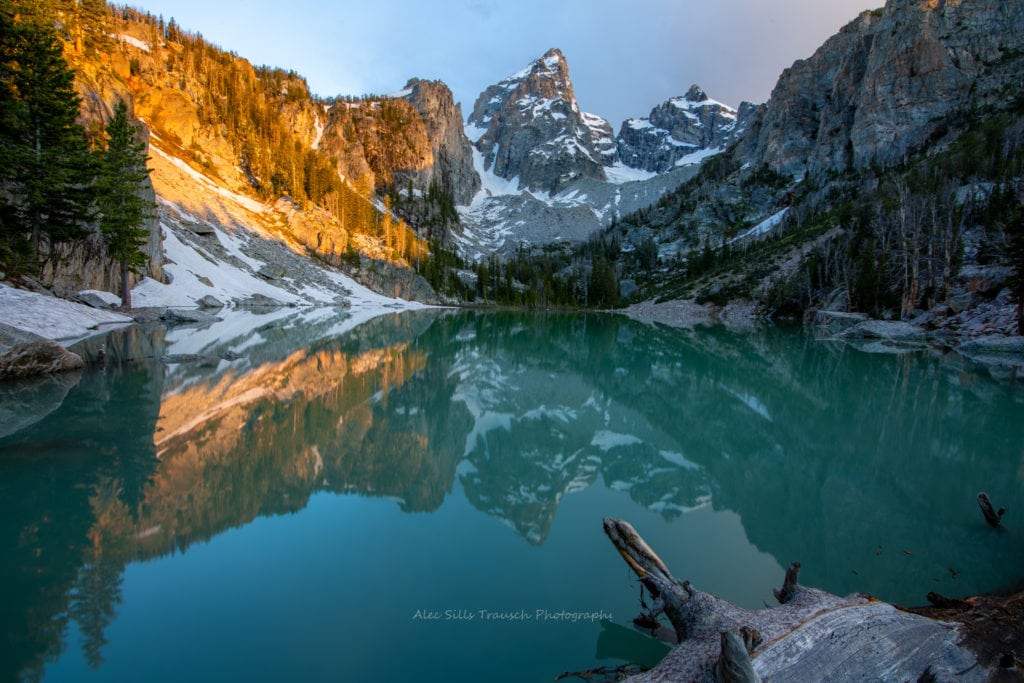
620,296,1024,380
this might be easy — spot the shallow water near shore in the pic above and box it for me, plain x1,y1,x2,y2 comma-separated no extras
2,308,1022,682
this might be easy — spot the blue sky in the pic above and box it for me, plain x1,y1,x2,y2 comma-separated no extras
127,0,881,126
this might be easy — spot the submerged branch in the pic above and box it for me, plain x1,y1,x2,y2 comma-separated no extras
977,492,1005,528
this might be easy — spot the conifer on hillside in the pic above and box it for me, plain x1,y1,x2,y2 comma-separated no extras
0,0,95,268
97,99,153,309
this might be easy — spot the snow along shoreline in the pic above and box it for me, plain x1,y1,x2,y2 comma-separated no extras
0,279,427,349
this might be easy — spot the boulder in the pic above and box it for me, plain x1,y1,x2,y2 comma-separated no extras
162,308,222,324
187,222,216,236
812,310,869,337
0,323,85,381
947,292,976,314
197,295,224,309
257,264,287,281
130,307,167,323
236,293,285,308
839,319,927,342
77,289,121,309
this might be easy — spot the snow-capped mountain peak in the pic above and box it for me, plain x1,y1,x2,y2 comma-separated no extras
616,84,739,173
467,48,606,195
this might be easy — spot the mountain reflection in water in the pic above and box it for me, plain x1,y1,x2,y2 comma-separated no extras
1,308,1022,682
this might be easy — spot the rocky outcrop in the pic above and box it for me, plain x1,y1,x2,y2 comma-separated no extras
735,0,1024,178
468,48,607,194
400,79,480,205
321,96,434,189
616,85,739,173
0,324,85,381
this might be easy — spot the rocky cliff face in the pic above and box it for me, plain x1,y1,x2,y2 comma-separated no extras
42,65,164,297
468,48,607,194
616,85,739,173
399,79,481,205
736,0,1024,178
319,96,433,190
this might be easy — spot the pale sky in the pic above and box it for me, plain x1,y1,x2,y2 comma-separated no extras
126,0,882,126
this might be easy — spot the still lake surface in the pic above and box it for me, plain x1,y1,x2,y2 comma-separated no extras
1,308,1022,682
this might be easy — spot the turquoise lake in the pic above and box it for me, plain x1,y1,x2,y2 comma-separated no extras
1,308,1022,682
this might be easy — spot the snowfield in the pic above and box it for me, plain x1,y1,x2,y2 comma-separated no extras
0,284,133,343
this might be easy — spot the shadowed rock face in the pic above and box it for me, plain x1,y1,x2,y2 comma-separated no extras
735,0,1024,178
468,48,607,194
616,85,740,173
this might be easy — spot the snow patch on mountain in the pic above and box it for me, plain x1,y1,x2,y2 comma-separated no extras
728,208,790,245
151,146,267,214
605,163,658,184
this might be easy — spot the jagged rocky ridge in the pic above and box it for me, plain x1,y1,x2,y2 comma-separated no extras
600,0,1024,341
457,49,742,256
617,85,743,173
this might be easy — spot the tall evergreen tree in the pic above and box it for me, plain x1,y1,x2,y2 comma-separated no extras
0,2,94,266
97,99,152,309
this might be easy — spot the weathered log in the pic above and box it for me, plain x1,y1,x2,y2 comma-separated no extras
977,492,1005,528
714,630,760,683
602,517,991,682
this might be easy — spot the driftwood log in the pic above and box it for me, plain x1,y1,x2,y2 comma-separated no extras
603,518,1003,682
978,492,1006,528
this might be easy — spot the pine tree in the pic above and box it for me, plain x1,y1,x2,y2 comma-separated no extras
0,3,95,265
97,99,152,309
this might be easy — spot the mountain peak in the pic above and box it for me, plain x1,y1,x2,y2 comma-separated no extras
498,47,571,90
467,48,605,194
540,48,565,68
616,86,738,173
684,84,708,103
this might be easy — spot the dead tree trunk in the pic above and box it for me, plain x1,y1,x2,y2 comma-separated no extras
602,518,991,682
